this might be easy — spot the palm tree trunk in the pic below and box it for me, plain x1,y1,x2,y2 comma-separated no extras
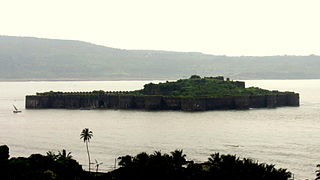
86,141,91,172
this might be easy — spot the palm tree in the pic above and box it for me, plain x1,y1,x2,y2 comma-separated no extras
57,149,72,160
46,151,58,160
171,149,187,167
80,128,93,172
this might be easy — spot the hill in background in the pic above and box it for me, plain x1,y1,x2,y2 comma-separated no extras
1,36,319,80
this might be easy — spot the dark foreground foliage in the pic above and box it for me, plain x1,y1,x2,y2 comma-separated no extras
0,145,86,180
0,145,293,180
112,150,291,180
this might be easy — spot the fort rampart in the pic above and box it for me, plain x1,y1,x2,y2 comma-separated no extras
25,93,299,111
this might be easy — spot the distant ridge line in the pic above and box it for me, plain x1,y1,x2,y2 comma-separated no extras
1,35,320,80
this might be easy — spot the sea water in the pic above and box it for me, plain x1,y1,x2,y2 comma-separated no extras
0,80,319,179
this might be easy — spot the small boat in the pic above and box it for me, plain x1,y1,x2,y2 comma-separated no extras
13,105,22,113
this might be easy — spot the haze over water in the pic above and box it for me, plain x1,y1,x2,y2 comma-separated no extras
0,80,319,179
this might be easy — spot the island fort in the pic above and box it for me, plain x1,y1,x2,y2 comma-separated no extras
25,76,299,111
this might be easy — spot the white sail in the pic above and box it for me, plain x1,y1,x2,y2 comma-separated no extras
13,105,21,113
13,105,18,111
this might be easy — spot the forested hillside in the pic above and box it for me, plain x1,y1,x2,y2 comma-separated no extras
1,36,319,80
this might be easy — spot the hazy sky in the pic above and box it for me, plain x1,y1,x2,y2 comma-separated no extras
1,0,320,56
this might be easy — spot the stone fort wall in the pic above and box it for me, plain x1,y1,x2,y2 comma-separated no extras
26,93,299,111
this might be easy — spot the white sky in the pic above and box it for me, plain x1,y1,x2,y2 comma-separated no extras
1,0,320,56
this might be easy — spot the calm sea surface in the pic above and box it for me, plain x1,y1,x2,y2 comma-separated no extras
0,80,319,179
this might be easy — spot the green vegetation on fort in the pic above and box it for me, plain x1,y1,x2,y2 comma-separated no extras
36,76,293,98
133,75,287,98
